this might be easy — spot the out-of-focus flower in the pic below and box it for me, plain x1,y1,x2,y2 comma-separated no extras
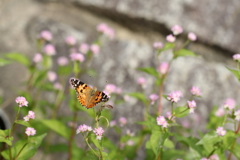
33,53,42,63
215,107,225,117
15,96,28,107
126,129,135,137
188,32,197,41
24,111,35,121
57,56,69,66
171,25,183,35
166,34,176,42
69,53,85,62
222,98,235,110
127,140,134,146
47,71,57,82
119,117,127,127
190,86,201,96
233,53,240,62
158,62,169,74
76,124,92,134
25,127,36,136
209,154,219,160
167,91,182,103
109,120,116,127
137,77,147,88
181,119,190,128
104,84,117,95
156,116,168,128
234,110,240,121
153,42,164,49
54,82,63,90
40,30,52,41
79,43,89,54
216,127,226,136
93,127,104,140
201,158,210,160
90,44,100,55
187,100,197,113
149,94,159,105
44,44,56,56
65,36,76,46
96,23,115,39
165,111,175,120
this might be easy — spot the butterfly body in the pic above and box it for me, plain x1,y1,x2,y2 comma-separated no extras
70,78,109,109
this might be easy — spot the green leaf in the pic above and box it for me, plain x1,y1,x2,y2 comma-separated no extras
128,92,148,105
0,58,11,66
226,66,240,81
164,138,174,149
174,49,197,58
138,67,159,78
90,134,101,149
223,131,236,149
161,43,175,52
57,65,72,75
150,131,169,156
47,143,68,153
1,134,46,160
196,131,219,146
39,119,70,140
15,120,31,127
5,53,30,66
173,107,189,117
0,129,13,146
229,142,240,159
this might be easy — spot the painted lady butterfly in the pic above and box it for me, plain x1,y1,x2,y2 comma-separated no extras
70,78,109,109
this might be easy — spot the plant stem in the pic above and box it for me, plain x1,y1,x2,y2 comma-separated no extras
85,138,99,157
14,143,28,160
227,122,240,160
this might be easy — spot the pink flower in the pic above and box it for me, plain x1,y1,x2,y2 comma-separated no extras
40,30,52,41
201,158,209,160
149,94,159,105
153,42,164,49
216,127,226,136
126,129,135,137
65,36,76,46
33,53,42,63
222,98,235,110
96,23,115,39
188,32,197,41
165,111,175,120
47,71,57,82
93,127,104,140
171,25,183,35
57,56,69,66
79,43,89,54
54,82,63,90
76,124,92,134
15,96,28,107
119,117,127,127
44,44,56,56
28,111,35,119
215,107,225,117
104,84,116,94
167,90,182,103
137,77,146,88
166,34,176,42
209,154,219,160
234,110,240,121
110,120,116,127
25,127,36,136
69,53,85,62
23,116,30,121
181,119,190,128
187,100,196,113
158,62,169,74
156,116,168,128
233,53,240,62
90,44,100,55
190,86,201,96
127,140,134,146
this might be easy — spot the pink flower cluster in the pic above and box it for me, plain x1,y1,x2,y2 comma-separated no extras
93,127,105,140
23,111,35,122
40,30,52,41
65,36,76,46
233,53,240,62
153,42,164,49
158,62,169,74
216,127,226,136
44,44,56,56
47,71,57,82
15,96,28,107
167,90,182,103
69,53,85,62
190,86,201,96
137,77,146,88
33,53,42,63
76,124,92,134
96,23,115,39
187,100,196,113
156,116,168,128
222,98,235,110
104,84,121,95
25,127,36,136
234,110,240,121
149,94,159,105
110,117,128,127
79,43,89,54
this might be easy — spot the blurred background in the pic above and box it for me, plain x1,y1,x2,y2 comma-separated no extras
0,0,240,159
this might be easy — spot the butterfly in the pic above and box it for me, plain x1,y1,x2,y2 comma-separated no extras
70,78,109,109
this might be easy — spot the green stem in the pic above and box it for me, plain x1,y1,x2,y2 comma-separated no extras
85,138,99,157
207,148,216,158
227,122,240,160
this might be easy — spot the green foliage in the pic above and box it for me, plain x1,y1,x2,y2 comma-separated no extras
4,53,30,67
